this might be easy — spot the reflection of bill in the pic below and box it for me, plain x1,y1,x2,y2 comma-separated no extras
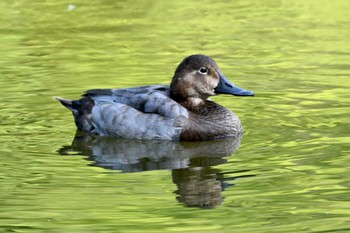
59,133,254,208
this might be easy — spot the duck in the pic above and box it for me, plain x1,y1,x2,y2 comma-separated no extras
56,54,254,141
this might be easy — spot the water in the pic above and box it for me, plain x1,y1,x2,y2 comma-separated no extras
1,0,350,232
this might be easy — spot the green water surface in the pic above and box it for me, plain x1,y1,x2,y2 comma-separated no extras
1,0,350,232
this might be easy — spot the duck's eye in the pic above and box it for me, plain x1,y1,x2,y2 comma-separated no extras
199,67,208,74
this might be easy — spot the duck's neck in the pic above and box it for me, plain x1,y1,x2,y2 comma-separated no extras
178,99,243,141
176,97,205,110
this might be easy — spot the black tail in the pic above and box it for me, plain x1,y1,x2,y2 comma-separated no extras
55,97,75,112
55,96,95,132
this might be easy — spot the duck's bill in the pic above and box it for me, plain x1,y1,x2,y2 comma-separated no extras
214,74,254,96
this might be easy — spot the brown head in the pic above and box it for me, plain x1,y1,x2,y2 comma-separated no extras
170,54,254,106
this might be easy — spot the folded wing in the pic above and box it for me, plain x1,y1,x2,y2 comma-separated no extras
83,85,189,140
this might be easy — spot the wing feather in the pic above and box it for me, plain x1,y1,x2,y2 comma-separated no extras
82,85,189,139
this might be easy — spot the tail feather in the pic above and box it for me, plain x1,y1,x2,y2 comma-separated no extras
55,96,75,111
55,96,95,133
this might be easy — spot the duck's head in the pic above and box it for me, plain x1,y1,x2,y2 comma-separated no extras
170,54,254,105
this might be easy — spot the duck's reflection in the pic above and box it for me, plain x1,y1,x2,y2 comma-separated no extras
59,133,253,208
